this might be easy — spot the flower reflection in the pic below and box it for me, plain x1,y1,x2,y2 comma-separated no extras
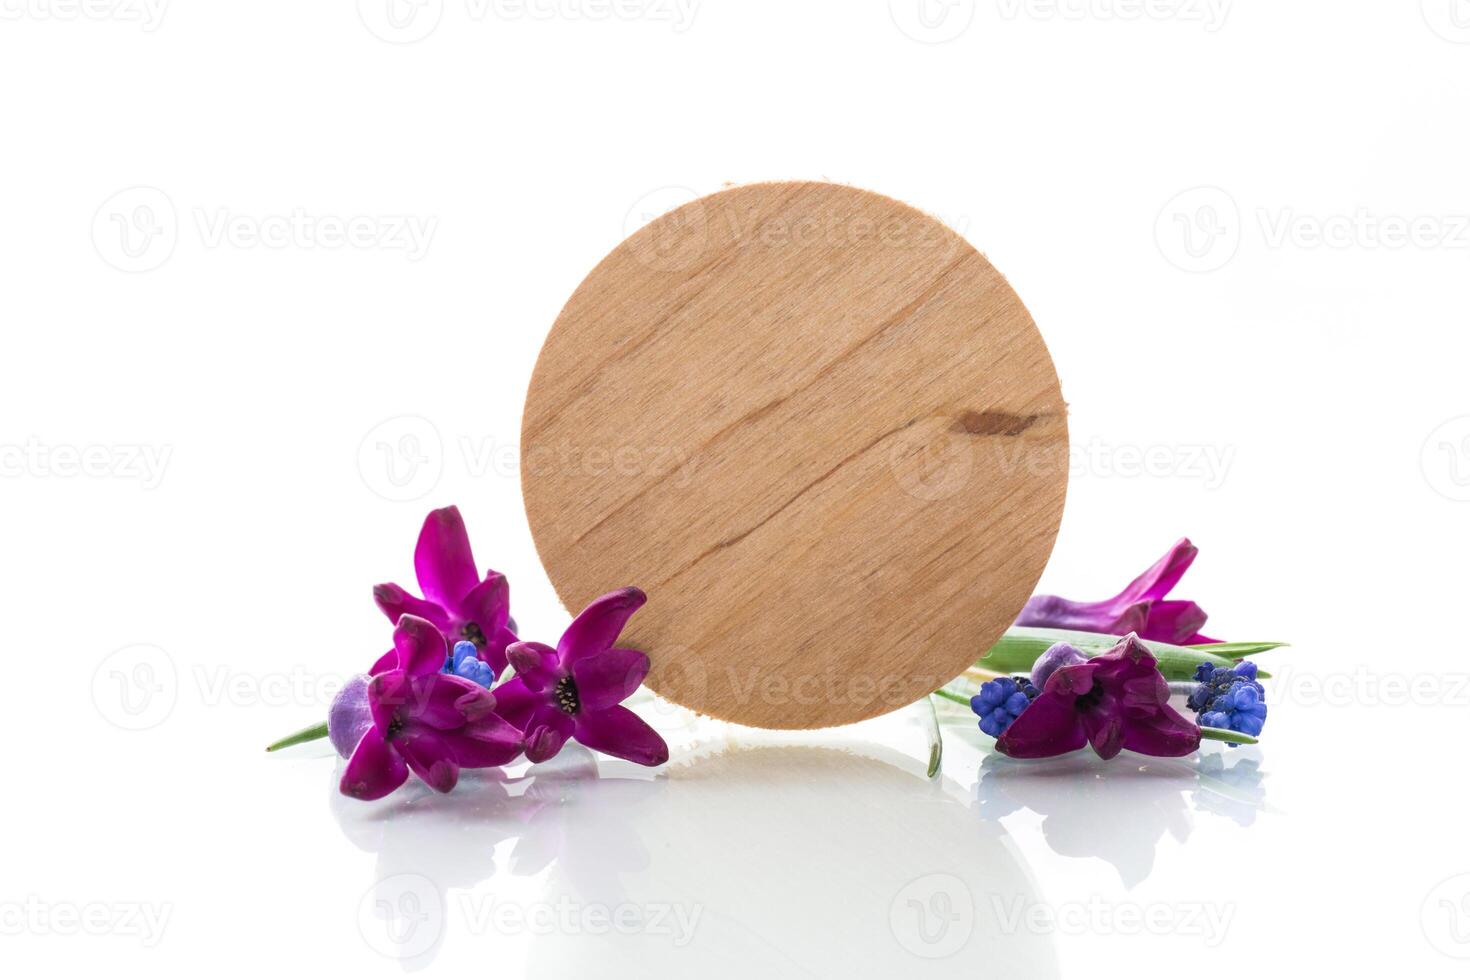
974,749,1268,888
1191,749,1268,826
329,751,661,969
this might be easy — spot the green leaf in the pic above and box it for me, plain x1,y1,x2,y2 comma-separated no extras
1199,725,1258,746
265,720,329,752
924,696,943,778
981,627,1275,681
1187,641,1288,657
931,687,973,707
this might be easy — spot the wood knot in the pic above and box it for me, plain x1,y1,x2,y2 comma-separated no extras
952,410,1041,437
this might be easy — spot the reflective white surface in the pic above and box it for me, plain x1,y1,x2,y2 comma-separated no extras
20,670,1460,977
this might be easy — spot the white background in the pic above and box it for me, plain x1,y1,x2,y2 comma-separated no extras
3,1,1469,976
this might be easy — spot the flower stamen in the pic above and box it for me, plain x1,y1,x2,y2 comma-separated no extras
553,675,580,715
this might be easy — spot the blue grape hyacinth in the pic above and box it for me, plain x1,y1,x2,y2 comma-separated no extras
971,676,1040,738
444,640,496,688
1189,661,1266,741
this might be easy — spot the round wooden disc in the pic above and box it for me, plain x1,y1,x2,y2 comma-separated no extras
521,181,1068,729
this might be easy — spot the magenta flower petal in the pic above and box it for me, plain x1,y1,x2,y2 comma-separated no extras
413,505,481,610
447,679,503,725
438,713,526,768
1045,659,1099,697
557,587,646,664
487,676,538,731
572,648,650,713
1121,710,1203,757
506,641,560,692
1115,538,1198,604
1016,538,1220,644
367,671,412,734
1144,599,1212,645
372,582,452,633
524,706,575,763
460,573,510,634
341,726,409,801
1077,695,1125,760
484,626,519,676
1016,595,1151,635
572,705,670,766
394,727,461,793
993,692,1088,758
405,675,486,730
391,614,449,678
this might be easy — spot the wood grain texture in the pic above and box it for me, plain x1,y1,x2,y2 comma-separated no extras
521,181,1068,729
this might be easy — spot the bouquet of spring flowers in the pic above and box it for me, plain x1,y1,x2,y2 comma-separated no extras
267,507,668,800
937,539,1279,760
270,520,1280,799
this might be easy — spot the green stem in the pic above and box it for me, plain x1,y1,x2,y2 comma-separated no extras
265,720,329,752
983,627,1276,681
1199,725,1258,746
931,688,972,707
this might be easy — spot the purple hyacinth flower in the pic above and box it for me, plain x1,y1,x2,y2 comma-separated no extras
492,588,670,768
996,633,1202,760
1015,538,1219,645
336,614,525,800
372,506,520,676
